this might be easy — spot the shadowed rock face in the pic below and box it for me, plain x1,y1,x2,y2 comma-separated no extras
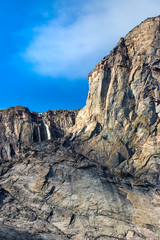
0,106,78,160
0,16,160,240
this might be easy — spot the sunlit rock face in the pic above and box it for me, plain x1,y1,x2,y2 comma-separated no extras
73,16,160,183
0,16,160,240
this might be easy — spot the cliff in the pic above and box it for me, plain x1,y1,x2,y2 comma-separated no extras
0,16,160,240
72,16,160,186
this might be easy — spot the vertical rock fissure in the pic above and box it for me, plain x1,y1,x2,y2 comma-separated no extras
100,67,111,110
37,116,41,143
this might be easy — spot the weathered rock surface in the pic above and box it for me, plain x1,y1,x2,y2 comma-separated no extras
0,107,78,160
72,16,160,186
0,16,160,239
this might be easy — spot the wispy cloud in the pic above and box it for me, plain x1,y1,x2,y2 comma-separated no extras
22,0,160,79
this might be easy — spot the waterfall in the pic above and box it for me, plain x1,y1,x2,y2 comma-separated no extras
37,113,51,141
42,116,51,140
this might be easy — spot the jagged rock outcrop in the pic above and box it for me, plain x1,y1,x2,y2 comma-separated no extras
0,16,160,240
0,106,78,160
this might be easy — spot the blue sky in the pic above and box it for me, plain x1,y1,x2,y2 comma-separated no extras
0,0,160,112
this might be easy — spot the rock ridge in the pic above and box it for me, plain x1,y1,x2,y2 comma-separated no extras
0,16,160,239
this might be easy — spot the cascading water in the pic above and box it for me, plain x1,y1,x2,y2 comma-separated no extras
42,115,51,140
37,113,51,141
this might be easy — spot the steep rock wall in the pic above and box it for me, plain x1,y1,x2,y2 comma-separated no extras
72,16,160,186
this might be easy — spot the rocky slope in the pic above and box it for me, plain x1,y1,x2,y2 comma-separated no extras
0,16,160,240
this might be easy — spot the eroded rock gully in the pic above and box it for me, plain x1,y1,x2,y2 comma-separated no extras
0,16,160,240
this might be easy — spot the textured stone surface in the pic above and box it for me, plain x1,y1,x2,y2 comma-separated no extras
72,16,160,185
0,16,160,239
0,106,78,160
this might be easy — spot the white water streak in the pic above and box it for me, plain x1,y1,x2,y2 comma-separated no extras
42,116,51,140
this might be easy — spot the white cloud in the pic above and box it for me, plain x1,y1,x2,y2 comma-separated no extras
22,0,160,79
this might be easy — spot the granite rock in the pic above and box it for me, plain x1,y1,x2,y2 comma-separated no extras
0,16,160,239
72,16,160,186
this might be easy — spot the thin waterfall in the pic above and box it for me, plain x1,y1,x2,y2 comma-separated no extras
42,116,51,140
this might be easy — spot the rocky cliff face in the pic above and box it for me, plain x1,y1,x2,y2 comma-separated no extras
0,16,160,240
72,16,160,185
0,106,78,160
